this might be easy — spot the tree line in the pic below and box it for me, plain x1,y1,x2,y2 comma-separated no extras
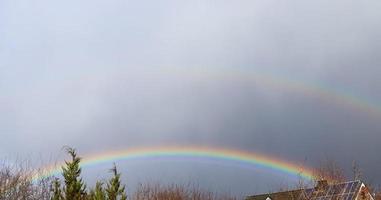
0,147,236,200
1,147,379,200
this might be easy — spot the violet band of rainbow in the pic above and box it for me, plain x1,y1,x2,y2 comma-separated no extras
32,146,316,182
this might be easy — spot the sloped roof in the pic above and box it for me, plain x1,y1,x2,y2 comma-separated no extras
246,180,363,200
246,189,304,200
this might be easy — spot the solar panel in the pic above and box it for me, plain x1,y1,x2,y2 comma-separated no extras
351,182,360,192
345,182,354,193
297,181,361,200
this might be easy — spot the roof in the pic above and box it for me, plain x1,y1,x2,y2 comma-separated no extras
246,180,365,200
246,189,304,200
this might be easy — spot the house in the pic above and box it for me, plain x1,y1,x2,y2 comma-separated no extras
246,180,374,200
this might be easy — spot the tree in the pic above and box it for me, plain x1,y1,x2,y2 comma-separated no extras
313,158,346,184
89,181,106,200
106,164,127,200
352,160,362,181
62,147,87,200
51,178,63,200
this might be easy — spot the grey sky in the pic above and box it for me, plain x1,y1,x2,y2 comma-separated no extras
1,0,381,197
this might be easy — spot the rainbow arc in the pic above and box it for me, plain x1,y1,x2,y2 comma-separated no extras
33,146,316,182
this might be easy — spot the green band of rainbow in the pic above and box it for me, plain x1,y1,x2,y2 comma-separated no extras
33,146,315,182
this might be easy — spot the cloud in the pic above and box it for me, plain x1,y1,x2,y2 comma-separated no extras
1,0,381,195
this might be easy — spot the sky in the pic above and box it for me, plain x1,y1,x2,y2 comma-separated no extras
1,0,381,197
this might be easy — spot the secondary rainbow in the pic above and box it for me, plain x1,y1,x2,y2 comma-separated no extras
168,67,381,118
33,146,316,182
54,67,381,119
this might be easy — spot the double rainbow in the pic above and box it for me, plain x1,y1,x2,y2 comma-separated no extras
31,67,380,182
33,146,315,182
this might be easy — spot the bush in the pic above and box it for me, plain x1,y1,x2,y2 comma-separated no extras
132,183,236,200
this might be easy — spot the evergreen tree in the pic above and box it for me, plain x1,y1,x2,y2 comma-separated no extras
62,147,87,200
51,178,63,200
89,181,106,200
106,164,127,200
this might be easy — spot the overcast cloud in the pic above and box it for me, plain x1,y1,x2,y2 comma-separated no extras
1,0,381,196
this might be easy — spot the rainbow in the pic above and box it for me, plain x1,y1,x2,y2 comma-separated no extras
53,67,381,119
163,67,381,118
33,146,316,182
